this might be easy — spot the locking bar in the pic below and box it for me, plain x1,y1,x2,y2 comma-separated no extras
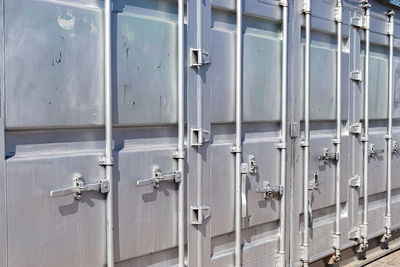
318,148,340,164
191,205,211,225
190,48,210,68
136,165,182,189
256,181,284,199
50,173,110,200
190,128,210,146
368,144,384,157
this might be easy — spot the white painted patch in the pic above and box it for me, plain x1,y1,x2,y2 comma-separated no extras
57,11,75,31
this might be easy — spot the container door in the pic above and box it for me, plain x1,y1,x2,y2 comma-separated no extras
291,0,352,263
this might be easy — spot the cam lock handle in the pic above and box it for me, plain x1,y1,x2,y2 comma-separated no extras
136,165,182,189
50,174,110,200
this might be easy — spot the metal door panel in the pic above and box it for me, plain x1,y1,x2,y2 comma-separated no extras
115,248,178,267
369,45,389,120
116,146,178,261
392,57,400,118
5,0,104,128
210,226,279,267
209,142,235,236
242,139,281,227
301,216,349,262
308,134,349,211
367,131,387,195
115,11,178,125
210,12,282,123
7,153,106,267
209,138,280,237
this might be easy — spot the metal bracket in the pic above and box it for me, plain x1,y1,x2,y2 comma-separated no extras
331,232,341,250
368,144,384,157
302,0,310,14
248,155,258,175
256,181,284,199
350,123,362,135
387,10,394,36
349,175,361,188
230,145,242,154
50,173,110,200
190,48,210,67
350,71,362,82
191,206,211,225
98,156,114,166
334,6,342,23
190,128,210,146
172,150,186,159
300,245,309,262
136,165,182,189
308,171,319,190
318,148,339,164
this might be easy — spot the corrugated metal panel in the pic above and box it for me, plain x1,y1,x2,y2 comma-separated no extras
1,0,400,266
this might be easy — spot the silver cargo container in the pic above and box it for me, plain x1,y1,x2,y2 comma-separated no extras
1,0,400,266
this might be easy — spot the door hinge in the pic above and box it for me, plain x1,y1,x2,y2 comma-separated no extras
350,123,362,135
190,48,210,67
348,227,361,240
351,16,367,29
290,122,299,138
190,128,211,146
136,165,182,189
350,71,362,82
349,175,361,188
191,205,211,225
50,173,110,200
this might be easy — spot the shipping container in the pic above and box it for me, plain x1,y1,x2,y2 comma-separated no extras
1,0,400,266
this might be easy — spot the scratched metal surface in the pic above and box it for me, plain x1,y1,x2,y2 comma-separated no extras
1,0,400,266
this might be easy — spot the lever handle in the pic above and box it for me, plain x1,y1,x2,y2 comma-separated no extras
136,166,181,189
50,174,109,200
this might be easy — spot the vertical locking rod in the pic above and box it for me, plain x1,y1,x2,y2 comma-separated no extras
302,0,311,266
278,1,288,266
361,1,370,251
382,10,394,243
177,0,185,264
104,0,114,266
235,0,243,265
195,0,204,265
331,0,342,262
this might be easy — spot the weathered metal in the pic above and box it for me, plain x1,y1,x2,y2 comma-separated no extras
1,0,400,266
